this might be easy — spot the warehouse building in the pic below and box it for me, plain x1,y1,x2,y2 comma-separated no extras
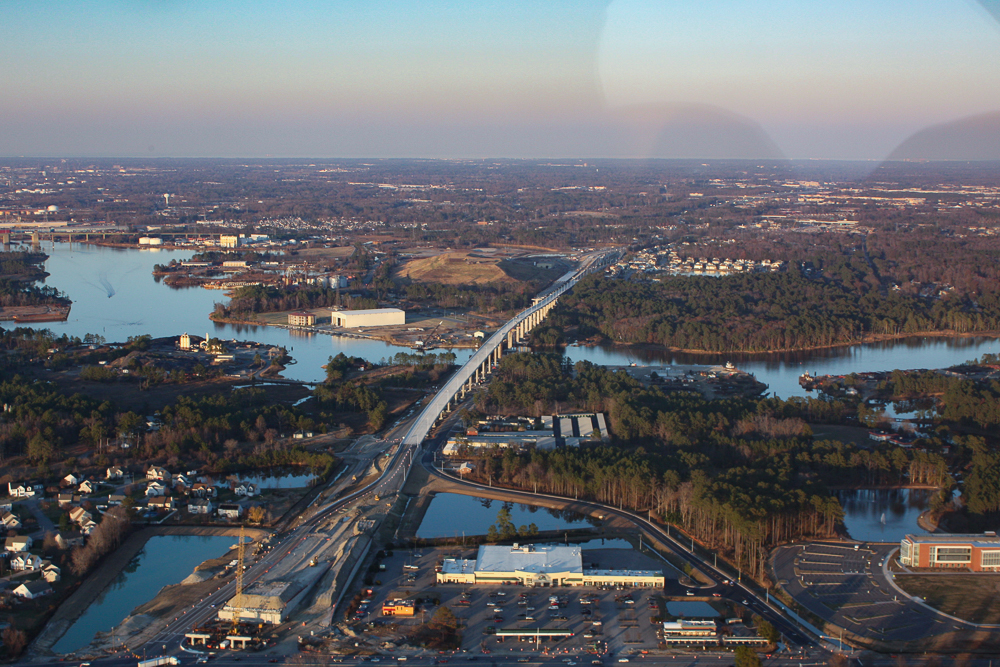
899,532,1000,571
437,544,664,588
330,308,405,328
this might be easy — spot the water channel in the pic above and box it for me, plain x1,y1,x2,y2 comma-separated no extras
53,534,235,654
22,243,1000,395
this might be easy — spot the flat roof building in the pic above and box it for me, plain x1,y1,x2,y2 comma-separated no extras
436,544,663,588
382,598,416,616
330,308,405,328
288,312,316,327
900,533,1000,571
218,580,301,625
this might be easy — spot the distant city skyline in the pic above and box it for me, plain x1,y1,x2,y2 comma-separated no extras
2,0,1000,160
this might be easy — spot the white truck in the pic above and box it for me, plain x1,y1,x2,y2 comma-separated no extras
138,657,179,667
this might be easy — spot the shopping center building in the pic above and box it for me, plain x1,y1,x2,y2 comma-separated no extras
437,543,664,588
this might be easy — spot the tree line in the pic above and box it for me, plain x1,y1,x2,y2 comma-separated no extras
462,353,966,580
549,272,1000,353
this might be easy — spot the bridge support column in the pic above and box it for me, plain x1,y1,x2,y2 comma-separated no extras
507,330,514,349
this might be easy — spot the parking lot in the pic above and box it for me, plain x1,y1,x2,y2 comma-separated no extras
772,541,971,644
348,546,676,655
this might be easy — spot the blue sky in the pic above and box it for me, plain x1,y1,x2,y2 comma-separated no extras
2,0,999,159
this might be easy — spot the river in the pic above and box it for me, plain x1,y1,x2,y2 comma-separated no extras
25,242,471,383
563,336,1000,400
52,534,235,655
21,242,1000,395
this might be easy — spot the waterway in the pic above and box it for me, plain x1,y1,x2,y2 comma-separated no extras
416,493,595,539
25,242,472,383
20,242,1000,396
564,337,1000,400
835,488,932,543
53,534,234,654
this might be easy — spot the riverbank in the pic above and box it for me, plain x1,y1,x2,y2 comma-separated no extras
575,329,1000,357
31,525,268,657
210,313,482,350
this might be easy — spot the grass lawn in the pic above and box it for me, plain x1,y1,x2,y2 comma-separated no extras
895,574,1000,624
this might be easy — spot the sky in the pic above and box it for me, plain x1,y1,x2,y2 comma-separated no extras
2,0,1000,160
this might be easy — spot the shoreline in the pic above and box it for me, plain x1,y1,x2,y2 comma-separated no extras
31,525,268,658
571,329,1000,358
209,314,481,350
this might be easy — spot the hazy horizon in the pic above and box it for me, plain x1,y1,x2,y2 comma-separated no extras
3,1,1000,161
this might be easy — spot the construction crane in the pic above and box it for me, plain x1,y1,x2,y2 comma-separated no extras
231,524,246,636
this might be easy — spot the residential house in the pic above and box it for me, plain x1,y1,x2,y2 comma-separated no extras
145,481,168,497
62,473,81,487
42,563,61,583
187,499,214,515
10,553,43,571
78,479,97,495
68,506,92,526
0,511,21,530
147,496,175,511
4,536,32,552
80,519,98,535
146,466,170,481
233,483,259,498
217,503,243,519
106,466,125,480
57,492,76,508
108,493,127,505
189,483,216,499
7,482,35,498
172,474,193,489
13,580,52,600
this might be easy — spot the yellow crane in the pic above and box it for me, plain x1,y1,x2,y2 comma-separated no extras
231,524,246,636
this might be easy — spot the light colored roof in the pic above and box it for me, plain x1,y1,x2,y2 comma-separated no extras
329,308,404,315
904,533,1000,548
440,558,476,575
475,544,582,575
584,568,663,578
226,581,299,612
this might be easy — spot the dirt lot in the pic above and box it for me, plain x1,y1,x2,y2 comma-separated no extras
894,574,1000,624
397,250,531,285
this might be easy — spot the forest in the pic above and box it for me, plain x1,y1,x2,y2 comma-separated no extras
551,269,1000,353
0,251,69,308
211,284,377,321
462,353,974,578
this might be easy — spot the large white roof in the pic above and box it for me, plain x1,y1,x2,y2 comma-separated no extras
329,308,404,315
475,544,582,574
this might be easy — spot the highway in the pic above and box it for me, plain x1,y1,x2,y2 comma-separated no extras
402,250,617,448
23,246,991,667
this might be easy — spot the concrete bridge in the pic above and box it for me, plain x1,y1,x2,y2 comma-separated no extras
401,249,618,448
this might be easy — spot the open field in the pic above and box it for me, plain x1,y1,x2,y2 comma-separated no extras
895,574,1000,625
395,251,515,285
289,245,357,260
